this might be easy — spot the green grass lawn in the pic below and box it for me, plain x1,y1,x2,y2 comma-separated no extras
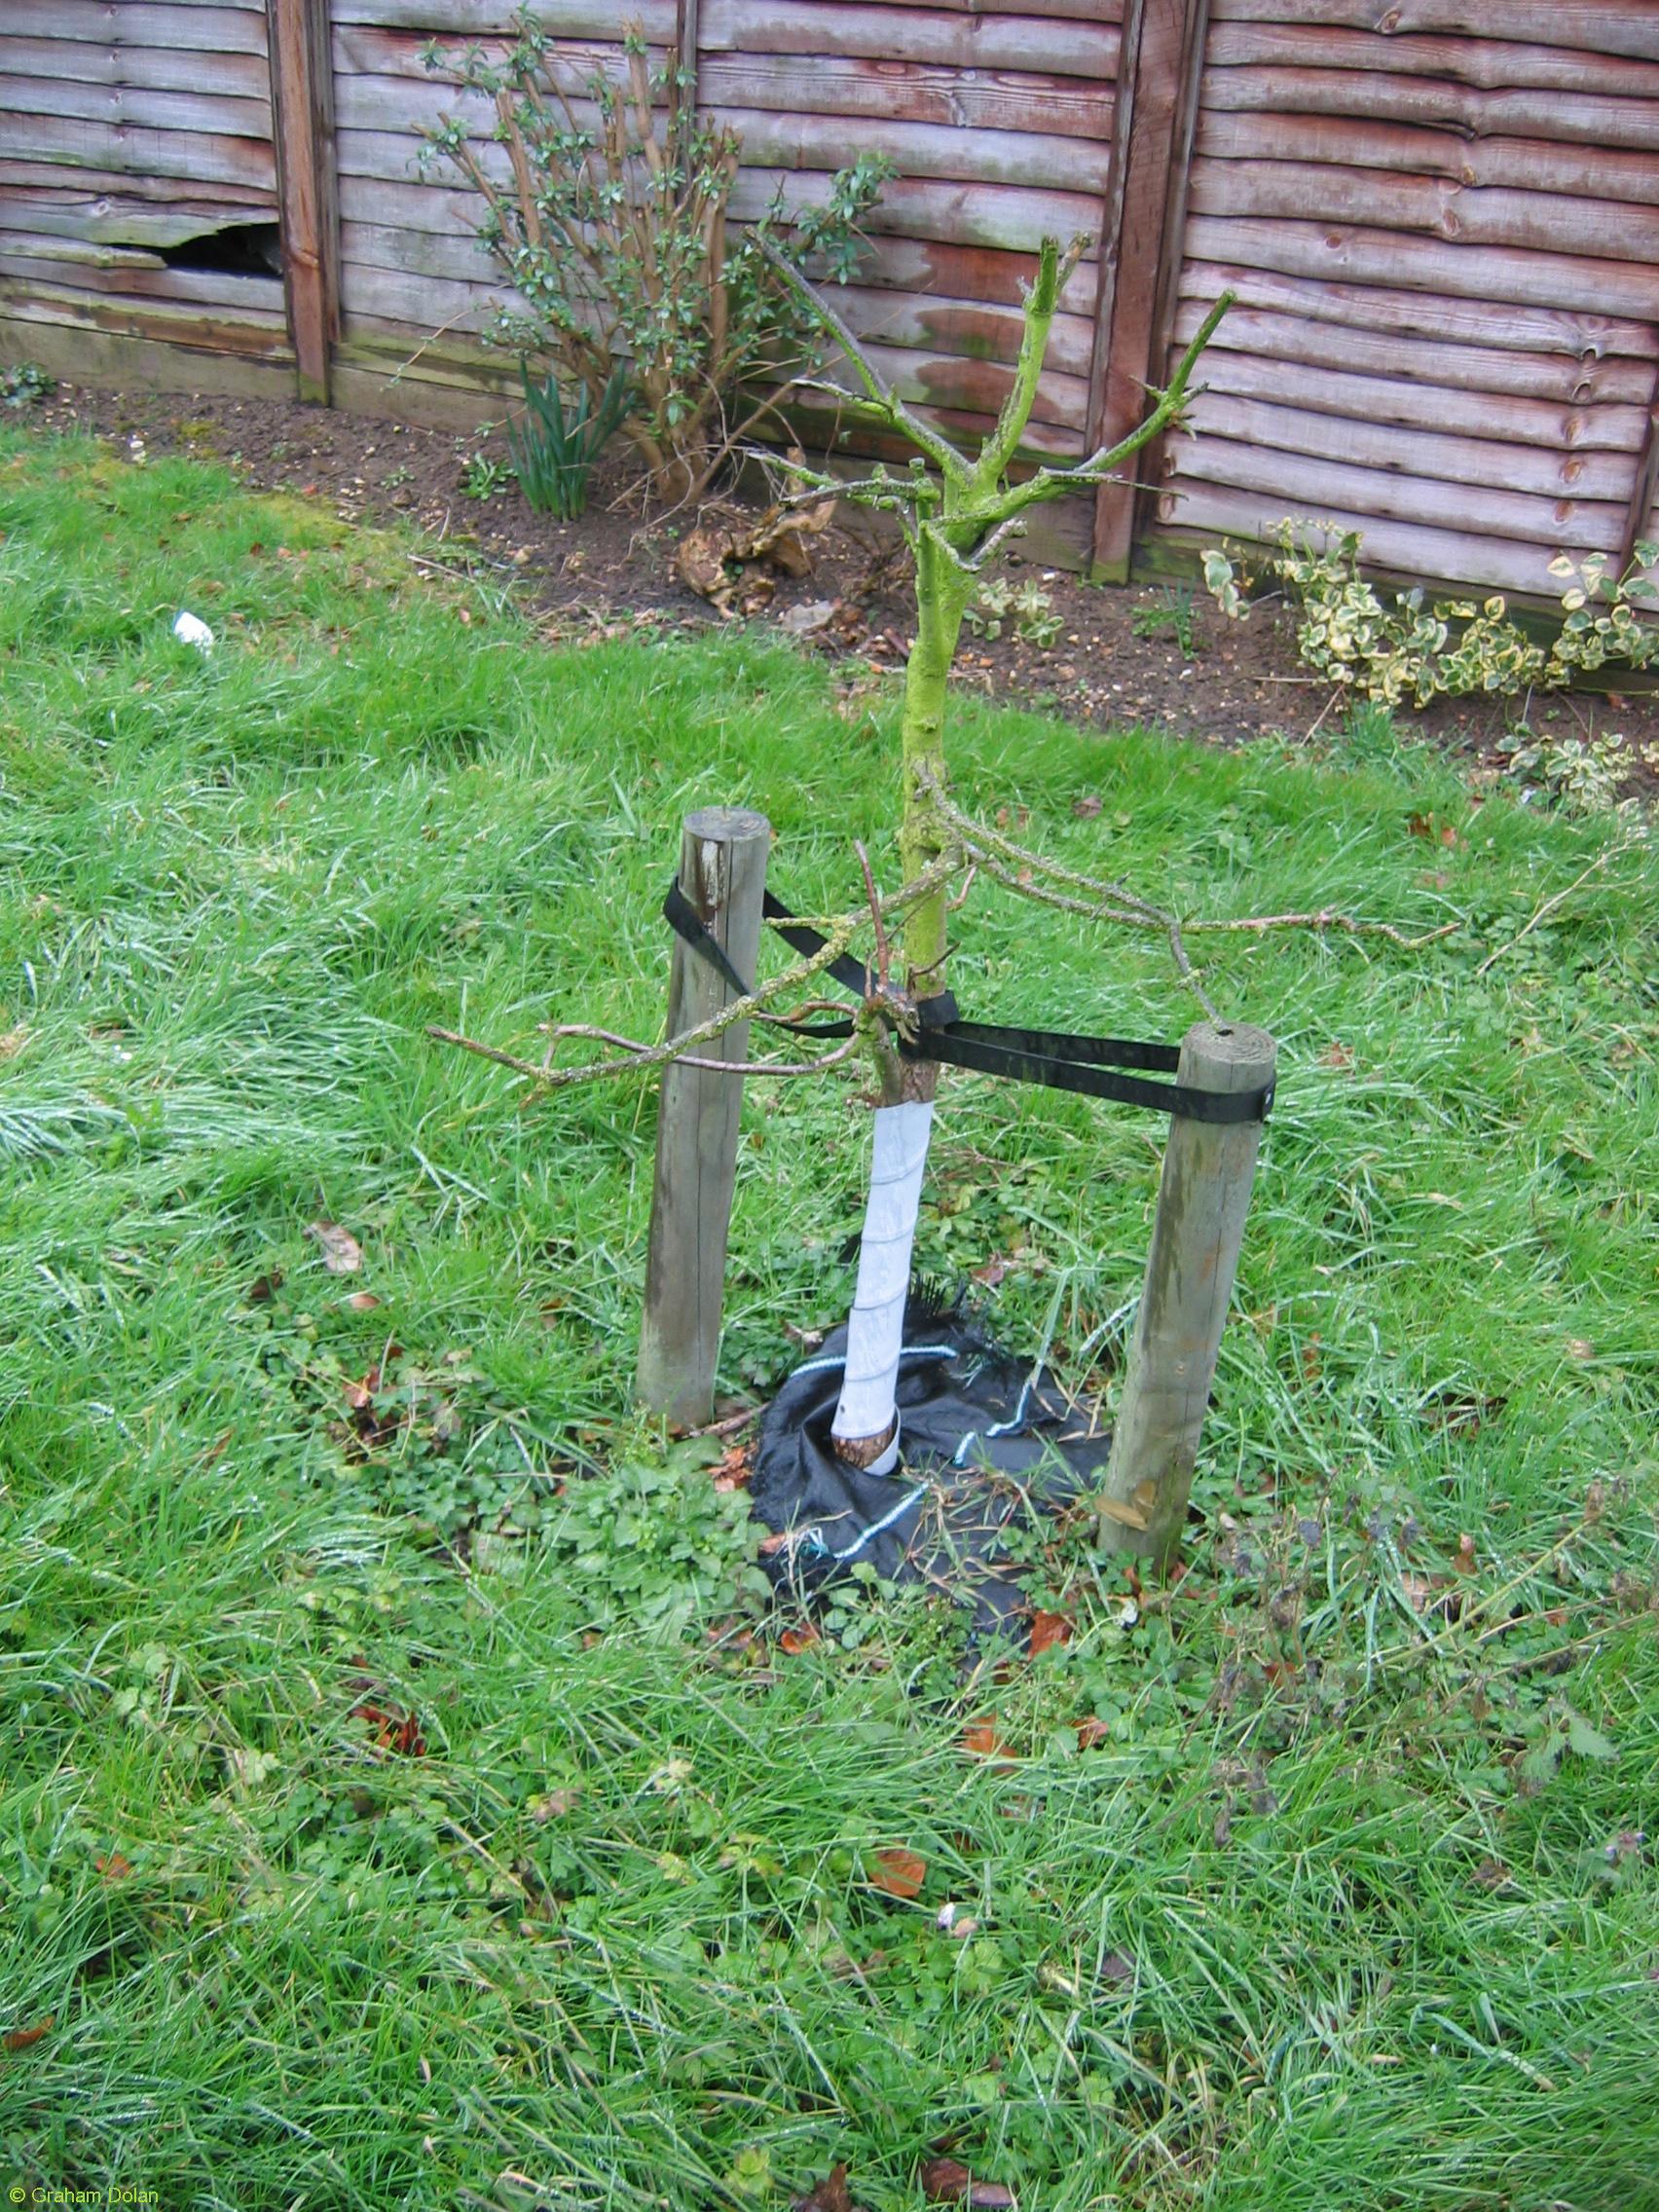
2,431,1656,2211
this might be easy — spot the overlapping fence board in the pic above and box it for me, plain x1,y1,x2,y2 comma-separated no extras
0,0,286,366
1154,4,1659,593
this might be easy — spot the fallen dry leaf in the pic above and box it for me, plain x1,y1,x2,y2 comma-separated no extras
0,1024,31,1061
350,1696,425,1757
870,1846,927,1899
93,1852,133,1882
247,1270,283,1304
529,1788,581,1822
778,1624,821,1655
777,597,837,638
1029,1610,1073,1658
1454,1532,1478,1574
677,499,838,611
677,526,738,606
712,1441,754,1494
920,2157,1014,2209
961,1716,1008,1759
793,2161,868,2212
1075,1715,1111,1750
306,1221,363,1274
2,2017,54,2052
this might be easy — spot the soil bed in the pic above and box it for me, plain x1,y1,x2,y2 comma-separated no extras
29,378,1658,791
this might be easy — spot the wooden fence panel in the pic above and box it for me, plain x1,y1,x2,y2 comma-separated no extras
1149,5,1659,595
5,0,1654,608
0,1,286,368
331,0,1123,480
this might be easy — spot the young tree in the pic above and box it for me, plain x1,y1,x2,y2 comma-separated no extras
756,237,1230,1469
435,245,1448,1486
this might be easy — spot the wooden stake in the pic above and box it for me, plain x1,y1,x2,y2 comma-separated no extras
636,807,771,1427
1098,1020,1276,1569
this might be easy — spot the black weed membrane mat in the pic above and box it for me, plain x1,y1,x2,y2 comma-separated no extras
749,1307,1110,1631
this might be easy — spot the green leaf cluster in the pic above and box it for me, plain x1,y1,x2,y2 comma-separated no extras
966,578,1063,648
1202,523,1659,711
507,361,631,518
539,1452,772,1640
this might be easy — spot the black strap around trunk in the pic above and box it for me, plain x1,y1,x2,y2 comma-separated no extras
662,880,1273,1125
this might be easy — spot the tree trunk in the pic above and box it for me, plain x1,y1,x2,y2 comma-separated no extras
829,538,970,1465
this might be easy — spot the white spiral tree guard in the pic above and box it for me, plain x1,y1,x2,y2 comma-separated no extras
830,1100,935,1472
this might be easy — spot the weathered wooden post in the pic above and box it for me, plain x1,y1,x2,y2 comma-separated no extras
636,806,771,1427
1098,1020,1276,1569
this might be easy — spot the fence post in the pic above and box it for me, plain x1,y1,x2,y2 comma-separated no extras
1098,1020,1276,1569
1088,0,1212,581
269,0,340,406
636,807,771,1427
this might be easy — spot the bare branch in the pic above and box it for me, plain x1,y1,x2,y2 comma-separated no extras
755,235,970,487
1472,841,1636,977
963,847,1159,933
427,846,964,1093
986,290,1235,530
1184,910,1461,951
542,1022,865,1079
958,513,1030,573
917,764,1167,924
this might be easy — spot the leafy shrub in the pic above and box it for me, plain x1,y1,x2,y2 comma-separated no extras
1498,725,1659,813
966,578,1062,647
2,361,55,409
421,11,891,502
1201,522,1658,708
507,361,629,518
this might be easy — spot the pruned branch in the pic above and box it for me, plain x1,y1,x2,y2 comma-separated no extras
755,234,971,489
1183,910,1460,951
983,290,1235,530
977,232,1089,487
